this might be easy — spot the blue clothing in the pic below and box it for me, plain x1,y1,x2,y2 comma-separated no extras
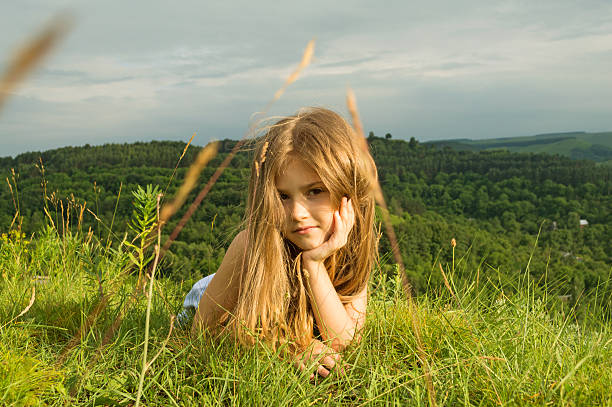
177,273,215,326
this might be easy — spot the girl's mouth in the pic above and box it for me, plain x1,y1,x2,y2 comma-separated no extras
294,226,316,234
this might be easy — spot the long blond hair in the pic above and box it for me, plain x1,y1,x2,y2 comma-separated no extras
231,107,378,349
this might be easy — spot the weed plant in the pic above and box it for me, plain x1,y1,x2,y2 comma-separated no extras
0,202,610,406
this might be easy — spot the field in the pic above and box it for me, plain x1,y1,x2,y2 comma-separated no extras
2,13,611,406
1,217,611,406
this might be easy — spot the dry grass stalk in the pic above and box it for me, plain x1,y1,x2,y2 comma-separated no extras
345,88,368,153
163,133,196,198
6,176,20,230
60,200,65,236
43,207,56,230
260,141,269,161
346,88,437,407
160,145,235,255
439,263,458,304
57,294,109,365
451,238,456,273
272,39,315,102
178,133,195,162
77,201,86,231
255,141,269,180
346,89,409,292
159,140,219,225
2,286,36,329
0,14,72,112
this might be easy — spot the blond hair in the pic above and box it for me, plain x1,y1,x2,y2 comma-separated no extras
230,107,378,349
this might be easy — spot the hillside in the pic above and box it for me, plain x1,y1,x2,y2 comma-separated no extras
425,131,612,163
1,138,611,405
1,137,610,306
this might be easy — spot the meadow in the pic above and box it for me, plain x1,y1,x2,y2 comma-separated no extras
1,190,610,406
1,19,610,406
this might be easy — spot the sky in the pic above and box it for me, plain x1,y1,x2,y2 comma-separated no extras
1,0,612,157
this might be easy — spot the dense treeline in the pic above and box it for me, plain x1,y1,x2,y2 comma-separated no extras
1,137,610,306
369,136,610,303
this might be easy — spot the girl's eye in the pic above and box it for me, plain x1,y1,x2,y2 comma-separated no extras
279,192,289,201
308,188,323,197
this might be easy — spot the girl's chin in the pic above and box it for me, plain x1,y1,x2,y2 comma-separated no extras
289,237,323,251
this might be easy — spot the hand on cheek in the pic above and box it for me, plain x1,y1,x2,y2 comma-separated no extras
302,197,354,264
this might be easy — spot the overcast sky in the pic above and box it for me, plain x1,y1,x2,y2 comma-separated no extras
1,0,612,157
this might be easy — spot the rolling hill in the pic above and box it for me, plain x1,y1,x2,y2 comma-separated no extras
425,131,612,164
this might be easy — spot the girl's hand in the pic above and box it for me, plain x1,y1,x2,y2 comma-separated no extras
295,339,344,380
302,197,355,264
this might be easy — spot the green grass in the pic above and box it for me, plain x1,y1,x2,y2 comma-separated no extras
1,225,611,406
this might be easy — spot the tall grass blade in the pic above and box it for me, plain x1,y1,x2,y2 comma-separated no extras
0,13,72,113
346,88,437,406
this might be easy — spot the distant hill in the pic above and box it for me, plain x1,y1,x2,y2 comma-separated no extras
425,131,612,164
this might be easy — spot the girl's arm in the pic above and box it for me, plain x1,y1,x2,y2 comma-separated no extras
302,197,367,352
303,259,367,352
191,230,246,336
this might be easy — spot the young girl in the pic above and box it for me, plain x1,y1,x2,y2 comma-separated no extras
183,107,378,378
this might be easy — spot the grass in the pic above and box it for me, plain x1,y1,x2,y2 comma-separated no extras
1,222,610,406
2,18,609,404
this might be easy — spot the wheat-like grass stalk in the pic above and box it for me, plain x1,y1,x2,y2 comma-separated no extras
161,133,196,199
270,39,315,104
451,238,456,273
346,88,410,293
0,14,72,113
345,88,437,407
159,140,219,225
5,175,21,230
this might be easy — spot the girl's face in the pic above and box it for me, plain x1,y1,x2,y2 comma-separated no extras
275,156,335,251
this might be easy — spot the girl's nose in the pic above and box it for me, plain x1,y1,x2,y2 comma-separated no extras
289,199,309,220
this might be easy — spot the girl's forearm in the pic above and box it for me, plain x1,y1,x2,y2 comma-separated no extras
302,259,361,351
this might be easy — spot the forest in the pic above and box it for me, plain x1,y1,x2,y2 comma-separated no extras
1,136,610,306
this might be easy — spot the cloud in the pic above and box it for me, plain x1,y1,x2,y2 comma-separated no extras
2,0,612,157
